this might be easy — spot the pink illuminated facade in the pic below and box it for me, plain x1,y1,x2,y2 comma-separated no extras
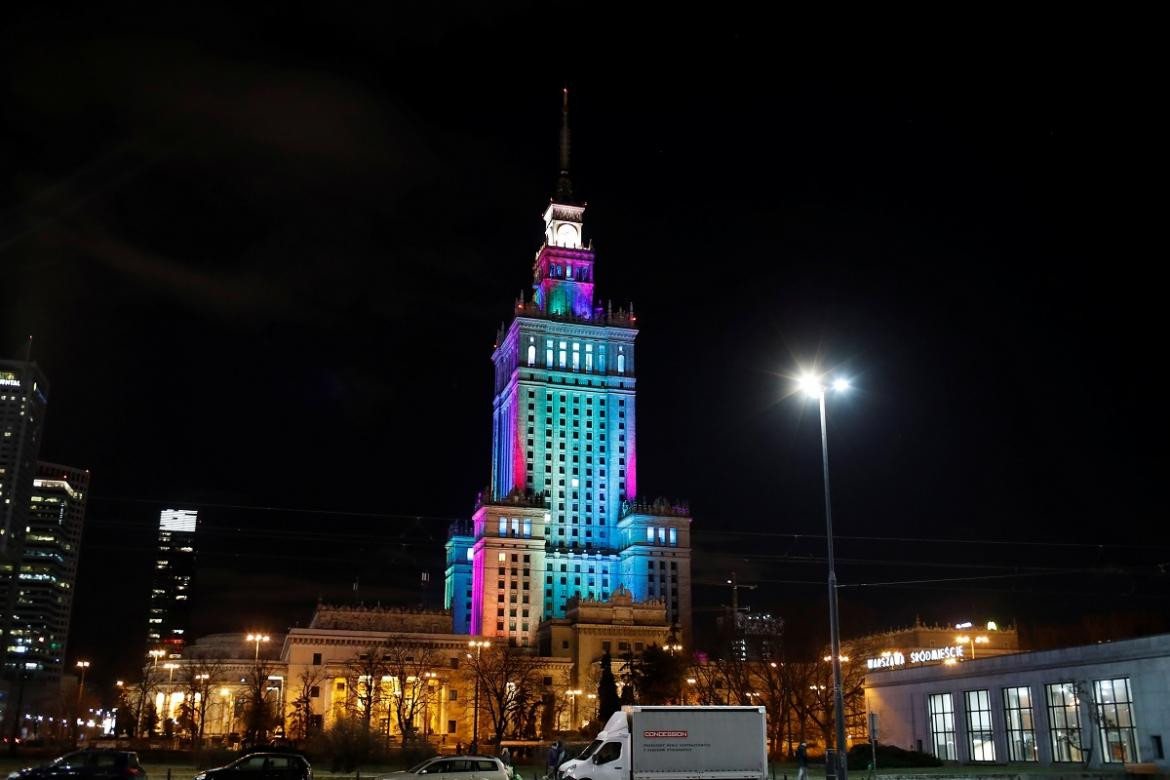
446,92,691,649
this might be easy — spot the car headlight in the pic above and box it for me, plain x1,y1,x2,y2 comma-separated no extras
194,774,207,780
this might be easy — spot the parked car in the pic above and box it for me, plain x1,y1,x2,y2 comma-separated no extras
193,752,312,780
379,756,510,780
7,749,146,780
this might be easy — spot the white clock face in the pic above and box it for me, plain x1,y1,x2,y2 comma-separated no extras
556,223,579,246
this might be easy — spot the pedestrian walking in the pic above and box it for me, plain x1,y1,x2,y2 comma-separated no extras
455,741,464,755
796,742,808,780
546,740,562,778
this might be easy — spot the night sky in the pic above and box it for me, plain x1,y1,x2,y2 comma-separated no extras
2,8,1166,683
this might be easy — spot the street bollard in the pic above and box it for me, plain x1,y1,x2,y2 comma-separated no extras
166,770,171,780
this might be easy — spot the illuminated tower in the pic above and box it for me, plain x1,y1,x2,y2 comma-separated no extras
447,92,692,646
147,508,198,657
0,357,49,689
8,463,90,681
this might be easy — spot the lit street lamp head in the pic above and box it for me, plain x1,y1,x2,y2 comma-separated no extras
796,371,850,399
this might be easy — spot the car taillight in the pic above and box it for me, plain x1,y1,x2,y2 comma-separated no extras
125,768,143,777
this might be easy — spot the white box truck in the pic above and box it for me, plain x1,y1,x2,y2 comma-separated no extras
561,706,767,780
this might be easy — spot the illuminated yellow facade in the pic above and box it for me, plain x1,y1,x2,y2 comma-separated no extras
131,599,669,743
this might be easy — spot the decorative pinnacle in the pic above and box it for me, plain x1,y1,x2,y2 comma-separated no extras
555,86,574,203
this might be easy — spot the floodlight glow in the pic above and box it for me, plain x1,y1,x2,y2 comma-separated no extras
832,378,850,392
798,372,824,398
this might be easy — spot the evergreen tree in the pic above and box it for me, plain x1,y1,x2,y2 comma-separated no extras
597,652,620,722
631,644,687,704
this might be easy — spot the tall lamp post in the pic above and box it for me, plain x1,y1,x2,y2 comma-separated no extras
246,633,270,663
666,638,684,704
423,671,438,737
798,371,851,780
468,640,490,754
566,689,583,730
75,661,91,746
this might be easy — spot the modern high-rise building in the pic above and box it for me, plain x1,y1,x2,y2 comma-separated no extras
147,508,198,657
0,358,50,684
5,463,90,681
0,359,48,556
446,93,693,647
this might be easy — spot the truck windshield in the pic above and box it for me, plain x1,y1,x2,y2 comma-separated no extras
577,741,603,759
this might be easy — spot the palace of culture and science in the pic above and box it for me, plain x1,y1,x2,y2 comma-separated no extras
99,94,696,747
444,91,693,647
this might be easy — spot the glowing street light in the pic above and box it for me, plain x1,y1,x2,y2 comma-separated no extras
246,633,270,663
795,367,852,780
566,689,584,728
163,663,178,683
148,649,165,666
955,634,990,660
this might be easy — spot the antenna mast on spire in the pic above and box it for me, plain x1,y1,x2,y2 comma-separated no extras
555,85,574,203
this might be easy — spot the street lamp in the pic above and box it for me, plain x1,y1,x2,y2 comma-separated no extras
423,671,438,736
468,640,490,754
797,370,851,780
75,661,91,745
246,633,270,663
148,649,165,665
566,689,583,730
163,663,177,683
955,634,990,660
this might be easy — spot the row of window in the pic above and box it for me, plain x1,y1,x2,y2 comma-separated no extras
644,527,678,546
526,338,626,374
927,678,1139,764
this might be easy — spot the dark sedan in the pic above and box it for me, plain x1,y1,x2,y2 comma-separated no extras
7,749,145,780
194,753,311,780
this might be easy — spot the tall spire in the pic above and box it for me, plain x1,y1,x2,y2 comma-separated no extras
555,86,574,203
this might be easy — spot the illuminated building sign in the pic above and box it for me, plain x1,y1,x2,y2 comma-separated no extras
159,509,198,533
867,645,965,670
0,374,20,387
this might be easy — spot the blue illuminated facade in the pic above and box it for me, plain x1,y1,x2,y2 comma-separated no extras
445,94,692,646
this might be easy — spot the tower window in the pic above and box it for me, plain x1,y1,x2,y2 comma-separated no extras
527,344,536,366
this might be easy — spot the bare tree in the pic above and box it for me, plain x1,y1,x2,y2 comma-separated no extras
1067,680,1102,768
467,644,542,745
382,641,441,744
343,643,391,735
177,656,226,745
133,664,163,737
689,659,729,705
753,661,792,756
241,660,280,745
288,667,327,742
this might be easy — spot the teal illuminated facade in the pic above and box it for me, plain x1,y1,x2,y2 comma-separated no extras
445,93,692,646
